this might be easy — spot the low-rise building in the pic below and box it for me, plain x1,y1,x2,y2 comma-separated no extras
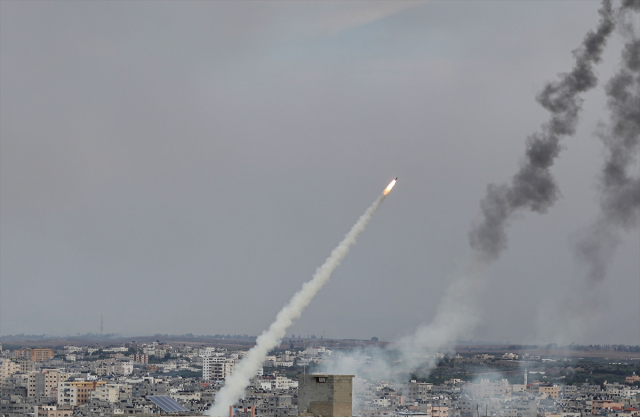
626,373,640,384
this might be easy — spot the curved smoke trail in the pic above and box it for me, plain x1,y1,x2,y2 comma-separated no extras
469,0,615,261
535,2,640,344
575,2,640,284
207,180,395,416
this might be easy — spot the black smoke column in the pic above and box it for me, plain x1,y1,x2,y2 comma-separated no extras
575,1,640,283
469,0,615,261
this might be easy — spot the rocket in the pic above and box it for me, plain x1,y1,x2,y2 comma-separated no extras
383,178,397,195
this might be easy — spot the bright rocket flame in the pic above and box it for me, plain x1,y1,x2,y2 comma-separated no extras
383,179,397,195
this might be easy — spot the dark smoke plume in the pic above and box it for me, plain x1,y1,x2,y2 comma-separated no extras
575,14,640,283
469,0,615,261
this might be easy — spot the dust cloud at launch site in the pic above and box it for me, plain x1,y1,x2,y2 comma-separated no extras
1,0,638,350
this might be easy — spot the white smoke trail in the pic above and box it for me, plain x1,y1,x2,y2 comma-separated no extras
391,274,483,370
207,185,393,416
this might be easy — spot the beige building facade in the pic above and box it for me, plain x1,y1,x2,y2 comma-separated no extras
0,359,21,388
539,385,560,399
58,381,106,406
28,369,68,398
39,406,73,417
299,374,354,417
90,384,122,403
29,349,55,362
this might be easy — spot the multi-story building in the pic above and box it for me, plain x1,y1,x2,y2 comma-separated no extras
57,381,106,406
538,385,560,399
90,384,122,402
121,358,134,375
9,349,31,359
199,347,218,357
213,359,236,380
28,369,69,398
433,406,450,417
28,348,55,362
403,381,434,402
15,358,37,373
0,359,21,389
298,374,353,417
202,357,236,381
0,401,39,416
273,376,292,390
131,353,148,364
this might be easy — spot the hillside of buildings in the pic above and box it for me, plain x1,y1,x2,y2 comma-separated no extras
1,340,640,417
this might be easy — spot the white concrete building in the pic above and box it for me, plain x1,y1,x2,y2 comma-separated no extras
90,384,121,403
202,357,235,381
0,359,20,388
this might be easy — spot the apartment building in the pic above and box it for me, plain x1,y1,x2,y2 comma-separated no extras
202,357,235,381
15,358,36,373
131,353,148,365
0,359,21,388
403,381,434,402
29,348,55,362
90,384,122,402
58,381,106,406
432,406,450,417
538,385,560,399
28,369,69,398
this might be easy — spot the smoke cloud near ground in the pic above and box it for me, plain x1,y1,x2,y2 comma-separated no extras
207,188,392,416
389,275,483,376
469,0,615,262
317,274,483,397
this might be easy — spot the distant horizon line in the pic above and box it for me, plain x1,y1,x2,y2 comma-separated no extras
1,333,639,349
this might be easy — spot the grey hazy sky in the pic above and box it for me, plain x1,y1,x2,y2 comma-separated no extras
1,1,638,344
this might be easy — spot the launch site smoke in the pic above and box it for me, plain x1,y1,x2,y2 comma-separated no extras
316,274,483,416
469,0,615,261
207,179,396,417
